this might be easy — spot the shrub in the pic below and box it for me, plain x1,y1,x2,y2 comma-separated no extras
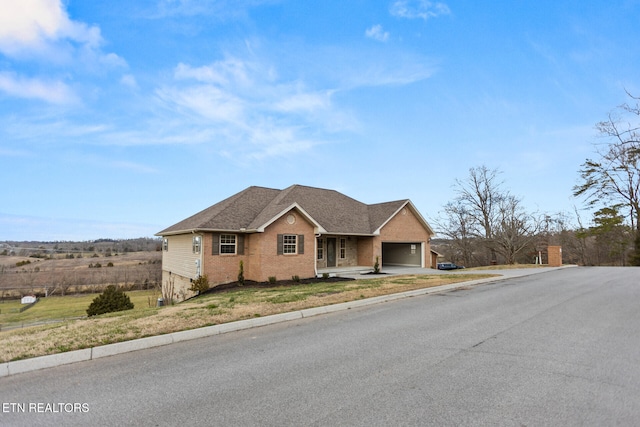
292,275,300,283
86,285,134,317
238,260,245,286
268,276,277,285
189,275,209,294
374,256,380,274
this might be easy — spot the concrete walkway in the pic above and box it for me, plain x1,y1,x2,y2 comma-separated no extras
0,265,574,378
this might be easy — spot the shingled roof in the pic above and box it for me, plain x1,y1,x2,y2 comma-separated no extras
157,185,432,236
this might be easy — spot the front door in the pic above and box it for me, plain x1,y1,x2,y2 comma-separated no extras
326,238,336,267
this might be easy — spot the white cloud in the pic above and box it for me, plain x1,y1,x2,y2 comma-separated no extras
0,72,78,105
168,58,334,119
120,74,139,89
365,25,390,42
390,0,450,20
99,52,127,68
0,0,126,104
0,0,102,57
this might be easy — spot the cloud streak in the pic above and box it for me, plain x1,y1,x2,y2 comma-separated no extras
154,0,280,19
390,0,451,20
152,56,347,158
0,72,78,105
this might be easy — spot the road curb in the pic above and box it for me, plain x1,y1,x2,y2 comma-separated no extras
0,267,572,377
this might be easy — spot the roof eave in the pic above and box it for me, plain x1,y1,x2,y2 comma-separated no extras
317,232,377,237
156,228,261,236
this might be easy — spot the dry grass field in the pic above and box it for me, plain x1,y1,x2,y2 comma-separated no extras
0,251,161,298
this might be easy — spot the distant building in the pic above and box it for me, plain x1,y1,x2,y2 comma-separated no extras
21,295,37,304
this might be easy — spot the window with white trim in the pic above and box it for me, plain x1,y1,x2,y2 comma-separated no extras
192,236,201,254
220,234,237,254
163,238,168,251
283,234,297,254
339,238,346,259
317,238,324,260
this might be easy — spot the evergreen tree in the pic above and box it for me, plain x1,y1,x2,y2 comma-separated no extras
87,285,134,317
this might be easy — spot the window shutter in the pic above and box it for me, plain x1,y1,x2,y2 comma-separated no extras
237,234,245,255
298,234,304,254
277,234,283,255
212,233,219,255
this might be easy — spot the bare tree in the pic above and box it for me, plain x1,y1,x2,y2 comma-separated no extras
437,165,543,265
435,201,477,266
452,166,506,264
493,195,541,264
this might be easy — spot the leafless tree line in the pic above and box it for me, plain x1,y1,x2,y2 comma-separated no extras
433,164,636,267
0,259,161,299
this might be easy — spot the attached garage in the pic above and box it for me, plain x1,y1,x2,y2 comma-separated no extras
382,242,423,267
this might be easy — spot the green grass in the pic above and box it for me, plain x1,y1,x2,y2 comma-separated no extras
467,264,545,270
0,300,24,315
0,289,160,328
194,279,393,307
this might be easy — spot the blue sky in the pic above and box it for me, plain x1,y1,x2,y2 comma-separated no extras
1,0,639,241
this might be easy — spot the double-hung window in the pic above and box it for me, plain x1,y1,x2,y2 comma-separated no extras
192,236,201,254
339,238,346,259
220,234,237,254
283,235,297,254
277,234,304,255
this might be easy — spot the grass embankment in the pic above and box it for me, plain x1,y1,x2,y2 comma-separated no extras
0,291,160,326
0,274,494,362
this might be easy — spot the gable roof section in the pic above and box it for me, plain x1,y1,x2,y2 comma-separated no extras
158,186,280,235
370,200,434,235
157,184,433,236
250,185,372,234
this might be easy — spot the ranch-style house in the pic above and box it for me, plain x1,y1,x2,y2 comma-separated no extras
156,185,436,302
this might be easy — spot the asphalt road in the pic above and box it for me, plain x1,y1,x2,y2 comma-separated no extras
1,267,639,426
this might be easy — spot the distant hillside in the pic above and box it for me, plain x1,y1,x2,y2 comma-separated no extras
0,237,161,257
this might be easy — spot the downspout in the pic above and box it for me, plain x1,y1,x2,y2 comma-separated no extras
314,233,321,278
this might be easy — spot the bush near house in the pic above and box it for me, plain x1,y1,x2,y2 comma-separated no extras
189,275,210,294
